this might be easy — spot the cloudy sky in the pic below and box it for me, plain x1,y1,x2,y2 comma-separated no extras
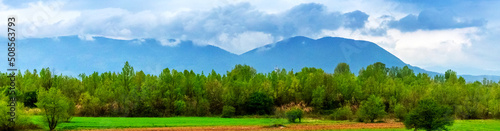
2,0,500,75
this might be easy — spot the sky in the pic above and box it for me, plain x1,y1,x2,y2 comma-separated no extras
1,0,499,75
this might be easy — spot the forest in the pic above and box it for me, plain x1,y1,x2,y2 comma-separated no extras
1,62,500,125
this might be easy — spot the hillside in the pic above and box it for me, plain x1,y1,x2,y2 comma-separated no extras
10,36,498,81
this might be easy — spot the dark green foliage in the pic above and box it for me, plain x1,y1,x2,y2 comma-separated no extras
23,91,37,108
174,100,186,116
197,99,211,116
221,105,235,118
334,63,351,74
404,99,454,131
245,92,274,115
286,108,303,123
358,95,386,123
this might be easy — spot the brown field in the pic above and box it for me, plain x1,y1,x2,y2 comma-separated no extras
80,122,404,131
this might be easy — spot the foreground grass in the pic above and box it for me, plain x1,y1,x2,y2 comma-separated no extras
31,116,500,130
31,116,289,130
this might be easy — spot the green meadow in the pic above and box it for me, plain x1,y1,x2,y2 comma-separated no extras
31,116,288,130
30,116,500,130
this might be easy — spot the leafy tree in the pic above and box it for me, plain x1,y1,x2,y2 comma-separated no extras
221,105,235,118
394,103,407,121
334,63,351,74
39,68,53,90
404,99,454,131
311,85,326,111
196,98,211,116
245,92,273,115
36,88,70,131
206,70,224,114
358,95,386,122
174,100,186,116
5,62,500,120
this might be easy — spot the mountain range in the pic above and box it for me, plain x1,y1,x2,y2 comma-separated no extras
7,35,499,82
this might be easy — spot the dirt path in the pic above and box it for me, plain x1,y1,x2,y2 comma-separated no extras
79,122,404,131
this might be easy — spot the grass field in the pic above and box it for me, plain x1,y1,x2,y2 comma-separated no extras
31,116,289,130
30,116,500,130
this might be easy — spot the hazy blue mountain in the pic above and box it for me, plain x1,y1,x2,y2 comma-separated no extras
15,36,239,76
9,35,498,82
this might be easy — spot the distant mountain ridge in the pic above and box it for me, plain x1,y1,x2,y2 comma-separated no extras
7,35,499,82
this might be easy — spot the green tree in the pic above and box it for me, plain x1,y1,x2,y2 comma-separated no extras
286,108,303,123
358,95,386,123
404,99,454,131
245,92,273,115
36,88,70,131
206,70,224,114
174,100,186,115
311,85,326,111
39,68,53,90
221,105,236,118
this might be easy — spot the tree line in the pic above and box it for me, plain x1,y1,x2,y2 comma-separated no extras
1,62,500,120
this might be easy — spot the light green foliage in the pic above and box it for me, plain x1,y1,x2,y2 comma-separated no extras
0,94,33,130
393,103,407,121
334,63,361,105
331,105,353,120
78,92,101,116
358,95,386,123
311,85,326,111
36,88,70,131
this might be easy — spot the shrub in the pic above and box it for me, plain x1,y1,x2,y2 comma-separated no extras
0,99,36,130
221,105,235,118
286,108,303,123
358,95,386,123
245,92,273,115
404,99,454,131
331,106,353,120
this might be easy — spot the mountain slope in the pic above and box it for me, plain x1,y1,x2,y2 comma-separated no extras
8,35,498,82
240,36,408,73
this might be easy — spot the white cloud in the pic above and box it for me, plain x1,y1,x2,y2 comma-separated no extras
1,0,499,75
214,31,274,54
158,38,180,46
78,34,94,41
318,26,494,75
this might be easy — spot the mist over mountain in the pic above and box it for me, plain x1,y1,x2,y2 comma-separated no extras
10,36,498,82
